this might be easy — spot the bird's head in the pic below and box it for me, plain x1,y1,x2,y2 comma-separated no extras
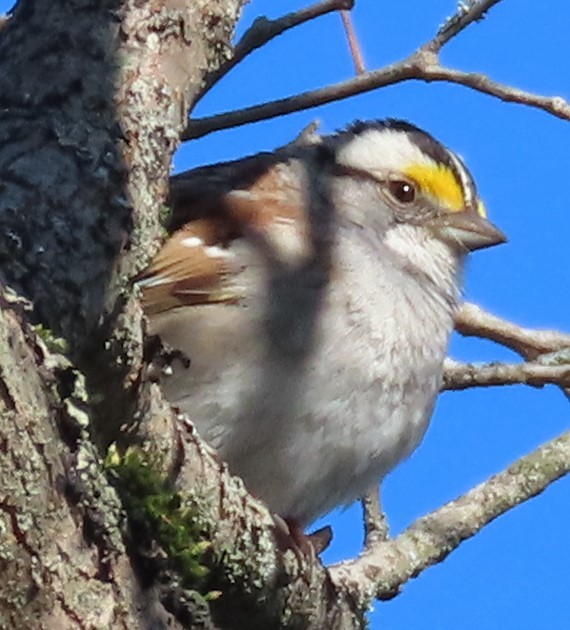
329,119,506,258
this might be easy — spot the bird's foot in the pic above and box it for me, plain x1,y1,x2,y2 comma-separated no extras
273,515,333,569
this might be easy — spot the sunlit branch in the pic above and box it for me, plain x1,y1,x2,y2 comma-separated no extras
181,0,547,140
427,0,505,52
455,303,570,361
330,429,570,603
181,59,417,139
443,357,570,391
361,488,389,548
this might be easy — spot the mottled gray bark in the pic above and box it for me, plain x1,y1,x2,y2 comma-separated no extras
0,0,239,355
0,297,175,628
0,0,130,353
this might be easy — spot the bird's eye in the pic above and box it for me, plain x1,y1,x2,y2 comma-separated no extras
387,180,416,204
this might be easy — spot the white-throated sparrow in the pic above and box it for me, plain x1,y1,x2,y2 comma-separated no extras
139,120,505,528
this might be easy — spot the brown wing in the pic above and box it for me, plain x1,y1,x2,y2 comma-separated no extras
140,152,314,316
138,219,243,315
168,150,311,266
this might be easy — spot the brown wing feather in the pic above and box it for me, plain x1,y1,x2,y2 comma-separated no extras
140,155,312,316
139,220,242,315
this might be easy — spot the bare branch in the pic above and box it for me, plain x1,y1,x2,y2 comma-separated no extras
427,0,505,53
361,489,390,547
455,303,570,361
183,48,570,140
199,0,354,99
416,60,570,122
183,0,534,140
340,10,366,74
453,304,570,399
442,357,570,391
182,59,418,139
330,429,570,603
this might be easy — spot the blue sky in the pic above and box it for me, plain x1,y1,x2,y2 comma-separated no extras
3,1,569,627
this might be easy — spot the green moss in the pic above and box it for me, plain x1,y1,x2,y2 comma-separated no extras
105,445,214,592
33,323,69,354
159,204,172,228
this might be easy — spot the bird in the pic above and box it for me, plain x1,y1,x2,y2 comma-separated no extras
138,119,505,531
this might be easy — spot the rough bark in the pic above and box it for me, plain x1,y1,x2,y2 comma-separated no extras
0,1,242,628
0,0,241,354
0,296,174,628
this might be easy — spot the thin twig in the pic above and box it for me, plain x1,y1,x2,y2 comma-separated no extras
442,357,570,391
330,428,570,603
183,0,521,139
182,59,418,139
362,489,390,547
427,0,505,53
417,60,570,122
183,47,570,140
340,10,366,74
454,303,570,400
198,0,354,100
455,303,570,361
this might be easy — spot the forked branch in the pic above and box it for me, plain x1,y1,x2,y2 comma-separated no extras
331,429,570,603
455,302,570,360
183,0,570,140
198,0,354,99
451,302,570,397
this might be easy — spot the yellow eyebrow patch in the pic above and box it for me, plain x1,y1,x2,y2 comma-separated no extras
404,163,465,211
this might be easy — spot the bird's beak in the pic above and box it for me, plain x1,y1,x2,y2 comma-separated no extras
431,211,507,252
